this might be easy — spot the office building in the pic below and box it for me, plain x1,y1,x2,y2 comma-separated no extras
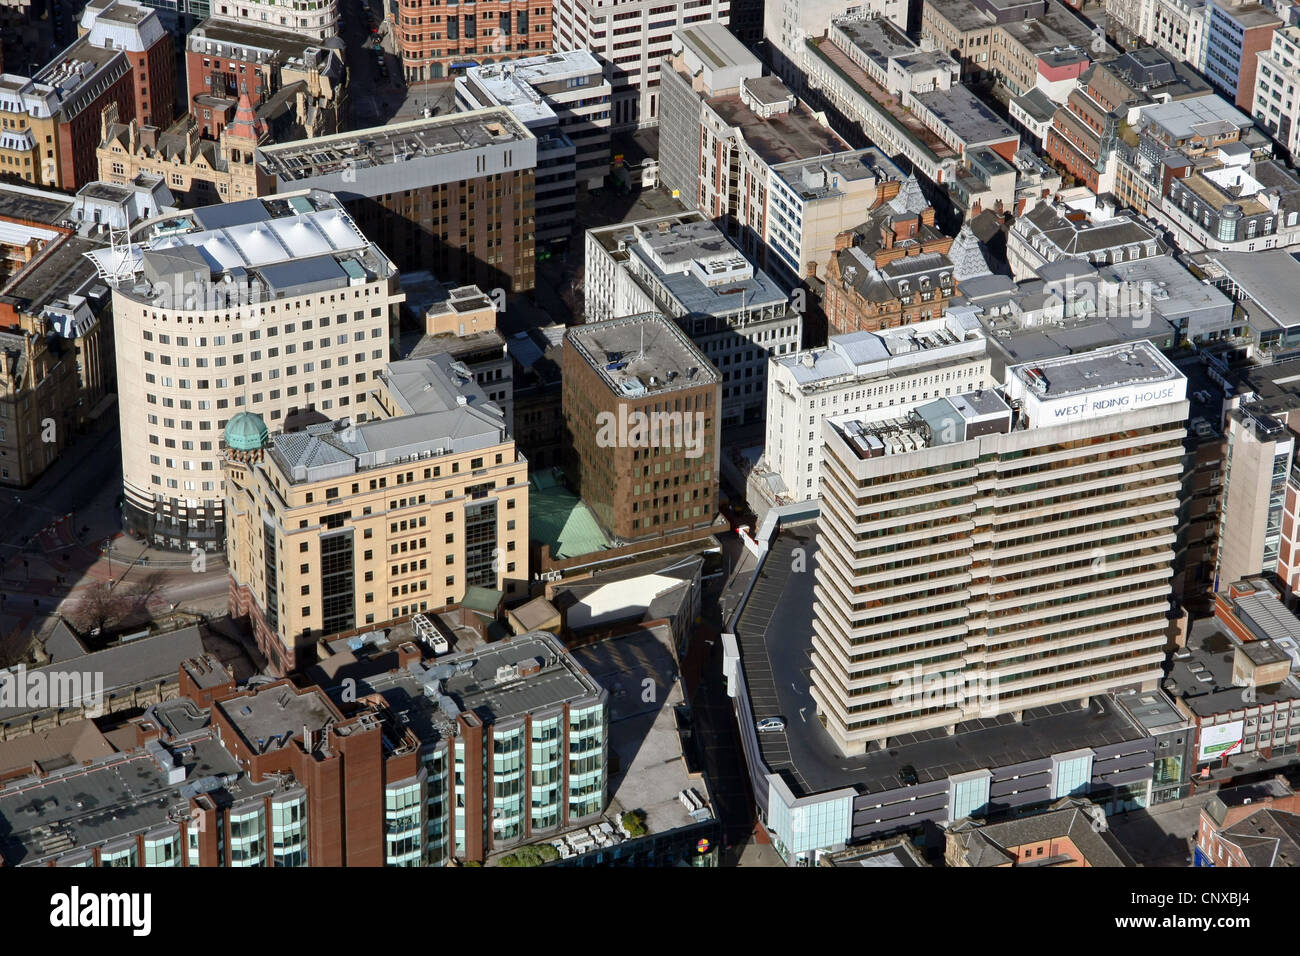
1204,0,1281,109
758,311,992,506
258,110,538,291
812,342,1186,755
395,0,553,83
1216,401,1294,590
86,189,404,553
456,51,611,242
1159,155,1300,253
0,5,164,190
802,15,1020,188
659,24,901,286
725,518,1169,864
584,212,800,426
551,0,729,129
1045,48,1211,196
0,631,609,866
765,0,909,91
224,354,527,673
822,188,994,335
80,0,178,128
1253,25,1300,156
1114,93,1260,216
921,0,1101,93
562,313,721,548
206,0,340,40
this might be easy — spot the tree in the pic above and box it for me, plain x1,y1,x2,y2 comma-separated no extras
621,810,647,838
64,582,138,635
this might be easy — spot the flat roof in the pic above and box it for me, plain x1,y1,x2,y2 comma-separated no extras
913,85,1019,146
1168,618,1300,718
1008,340,1181,400
339,631,602,741
734,526,1152,797
216,685,338,754
677,21,754,72
187,17,322,59
706,94,850,167
565,313,719,398
0,731,279,866
0,184,73,226
258,108,531,181
570,626,705,836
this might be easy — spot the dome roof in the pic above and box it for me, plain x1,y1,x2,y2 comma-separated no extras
225,411,268,451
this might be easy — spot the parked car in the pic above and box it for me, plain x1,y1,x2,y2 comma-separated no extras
898,764,919,786
756,717,786,734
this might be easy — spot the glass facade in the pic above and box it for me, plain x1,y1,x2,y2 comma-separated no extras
530,715,562,831
143,829,180,867
766,785,853,863
229,804,266,867
385,779,424,866
1051,753,1093,800
567,703,607,820
492,727,525,843
950,772,991,821
424,747,449,865
319,529,355,636
101,843,138,867
271,793,308,867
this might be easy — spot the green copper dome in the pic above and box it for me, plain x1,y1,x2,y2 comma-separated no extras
225,411,268,451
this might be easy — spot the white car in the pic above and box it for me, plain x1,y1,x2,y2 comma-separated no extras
757,717,786,733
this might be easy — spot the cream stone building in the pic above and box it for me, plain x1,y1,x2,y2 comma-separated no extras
812,342,1187,755
87,189,404,552
222,352,528,674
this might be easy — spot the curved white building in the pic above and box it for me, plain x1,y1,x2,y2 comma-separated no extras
87,189,404,551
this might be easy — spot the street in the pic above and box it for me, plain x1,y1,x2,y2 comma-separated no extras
0,409,230,664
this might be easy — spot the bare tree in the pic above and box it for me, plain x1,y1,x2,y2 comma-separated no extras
65,582,137,635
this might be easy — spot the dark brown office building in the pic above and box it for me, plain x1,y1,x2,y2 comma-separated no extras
563,313,721,546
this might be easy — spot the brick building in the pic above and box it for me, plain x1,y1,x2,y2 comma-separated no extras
395,0,554,82
562,313,721,549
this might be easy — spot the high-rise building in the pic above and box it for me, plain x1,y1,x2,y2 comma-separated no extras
395,0,554,83
562,313,721,548
223,353,528,673
257,110,538,291
87,189,404,553
812,341,1186,755
456,50,612,242
80,0,178,128
551,0,730,129
1215,400,1294,591
584,212,801,427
